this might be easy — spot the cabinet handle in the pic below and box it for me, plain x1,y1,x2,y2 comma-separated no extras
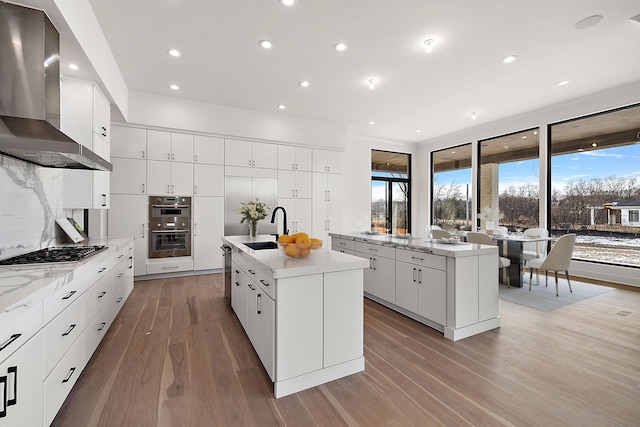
257,293,262,314
0,375,5,417
248,269,256,275
101,194,107,206
7,366,16,406
142,150,145,159
128,256,134,269
248,159,252,167
98,291,107,298
411,256,424,261
168,153,171,160
235,281,240,287
259,279,269,287
142,183,145,194
117,253,125,260
116,272,124,278
98,267,107,273
194,154,198,162
413,267,417,282
141,224,145,239
62,324,76,337
194,185,198,195
162,266,179,270
418,268,423,284
0,334,21,353
167,185,171,194
172,153,175,160
368,257,373,269
62,367,77,384
248,283,255,291
116,297,123,303
62,290,76,300
194,223,198,237
98,322,107,332
171,184,175,194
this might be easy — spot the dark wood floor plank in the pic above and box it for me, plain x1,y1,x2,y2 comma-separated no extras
52,274,640,427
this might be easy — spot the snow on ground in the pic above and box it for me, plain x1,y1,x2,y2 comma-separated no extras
570,235,640,266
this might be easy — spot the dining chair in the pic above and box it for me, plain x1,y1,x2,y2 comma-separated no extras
431,229,452,240
522,228,549,261
466,231,511,287
525,233,576,296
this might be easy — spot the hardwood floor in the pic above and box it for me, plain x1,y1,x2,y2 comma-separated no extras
52,274,640,426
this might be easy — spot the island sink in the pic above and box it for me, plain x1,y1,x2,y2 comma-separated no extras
244,241,279,250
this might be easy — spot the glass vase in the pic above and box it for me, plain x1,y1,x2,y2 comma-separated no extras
248,221,259,238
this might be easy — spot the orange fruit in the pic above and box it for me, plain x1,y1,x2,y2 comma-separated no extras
290,232,308,242
310,238,322,249
284,243,301,257
299,248,311,258
278,234,294,246
295,235,311,249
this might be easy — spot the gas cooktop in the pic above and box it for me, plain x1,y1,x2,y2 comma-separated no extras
0,245,107,266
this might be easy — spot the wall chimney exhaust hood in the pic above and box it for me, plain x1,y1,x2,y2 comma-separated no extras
0,1,112,171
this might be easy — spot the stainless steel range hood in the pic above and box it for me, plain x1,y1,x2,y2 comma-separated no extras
0,1,112,171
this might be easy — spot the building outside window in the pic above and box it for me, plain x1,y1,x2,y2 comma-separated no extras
371,150,410,234
549,103,640,267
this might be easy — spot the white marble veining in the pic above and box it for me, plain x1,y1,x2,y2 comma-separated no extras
0,154,65,260
330,232,498,257
222,235,369,279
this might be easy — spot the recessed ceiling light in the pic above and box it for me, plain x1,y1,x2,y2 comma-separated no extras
503,145,510,150
577,148,584,152
167,49,181,57
521,136,527,139
169,84,179,90
591,142,598,147
368,121,376,125
451,151,456,154
278,104,286,110
367,78,377,89
557,80,570,86
298,80,309,87
280,0,296,5
416,129,422,133
334,42,348,52
423,39,435,53
501,55,518,64
259,40,273,49
631,13,640,28
68,63,79,70
575,15,604,30
471,111,477,120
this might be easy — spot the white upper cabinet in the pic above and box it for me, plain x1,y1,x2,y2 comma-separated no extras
60,78,92,149
225,139,277,169
110,157,146,195
278,145,312,171
194,135,224,164
111,126,146,159
194,164,224,196
147,130,194,162
92,85,110,144
312,149,342,174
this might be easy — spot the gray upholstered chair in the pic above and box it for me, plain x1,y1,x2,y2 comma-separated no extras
525,234,576,296
431,229,452,240
466,231,511,287
522,228,549,261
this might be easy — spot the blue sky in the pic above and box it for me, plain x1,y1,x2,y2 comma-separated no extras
433,143,640,194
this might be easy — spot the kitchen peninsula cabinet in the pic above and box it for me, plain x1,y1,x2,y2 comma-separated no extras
330,232,501,341
355,241,396,303
223,235,368,398
225,138,277,169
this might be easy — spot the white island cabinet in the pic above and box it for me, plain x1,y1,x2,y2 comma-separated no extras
222,235,368,398
331,232,501,341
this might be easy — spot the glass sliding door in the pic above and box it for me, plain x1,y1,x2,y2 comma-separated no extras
371,150,411,234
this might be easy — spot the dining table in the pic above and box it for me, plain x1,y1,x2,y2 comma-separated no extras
490,234,555,288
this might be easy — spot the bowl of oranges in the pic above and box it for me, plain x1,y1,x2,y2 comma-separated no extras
277,232,323,258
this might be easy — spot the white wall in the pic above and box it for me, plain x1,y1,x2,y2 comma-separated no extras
126,91,348,149
341,135,417,233
417,80,640,287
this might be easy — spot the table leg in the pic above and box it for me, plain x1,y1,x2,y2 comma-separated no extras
504,240,524,288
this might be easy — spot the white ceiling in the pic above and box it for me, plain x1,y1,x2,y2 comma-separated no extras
60,1,640,143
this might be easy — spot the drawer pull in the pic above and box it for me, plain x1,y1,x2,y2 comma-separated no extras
117,254,124,259
116,297,124,303
7,366,16,406
248,269,256,275
235,281,240,287
0,334,21,353
62,324,76,337
411,256,425,261
98,291,107,298
98,322,107,332
0,375,6,417
117,273,124,278
98,267,107,273
62,290,76,300
257,293,262,314
259,279,269,287
62,367,76,384
368,248,378,252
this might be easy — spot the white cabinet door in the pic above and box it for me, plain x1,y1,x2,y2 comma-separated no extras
395,260,419,312
252,141,277,169
281,170,312,199
146,160,172,195
60,78,92,148
326,173,341,211
194,135,224,164
225,138,253,167
279,198,312,235
231,264,249,330
108,195,148,276
111,157,146,194
417,267,447,325
312,149,342,173
255,288,275,380
92,171,110,208
0,332,43,427
372,255,396,303
146,130,172,161
193,197,224,270
194,164,224,197
111,126,146,159
277,145,311,171
171,133,194,162
171,162,194,196
92,84,110,143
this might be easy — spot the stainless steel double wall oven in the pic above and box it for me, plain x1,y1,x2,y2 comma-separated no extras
149,196,191,258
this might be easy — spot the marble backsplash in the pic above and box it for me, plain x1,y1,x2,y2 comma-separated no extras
0,154,65,260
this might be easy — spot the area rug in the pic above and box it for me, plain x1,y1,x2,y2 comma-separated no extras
498,277,614,312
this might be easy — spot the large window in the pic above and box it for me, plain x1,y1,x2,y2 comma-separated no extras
431,143,472,230
478,128,540,231
549,103,640,267
371,150,410,234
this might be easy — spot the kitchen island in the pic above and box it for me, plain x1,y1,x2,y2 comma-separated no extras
222,235,369,398
330,232,501,341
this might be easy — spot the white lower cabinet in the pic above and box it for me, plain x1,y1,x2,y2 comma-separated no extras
356,242,396,303
44,335,83,426
0,331,43,427
108,195,148,276
396,261,447,325
193,197,224,270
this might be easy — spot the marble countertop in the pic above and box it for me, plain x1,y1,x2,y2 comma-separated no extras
330,232,498,257
0,236,133,313
222,235,369,279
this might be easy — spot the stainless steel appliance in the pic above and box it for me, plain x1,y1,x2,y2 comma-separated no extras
0,246,107,265
149,196,192,258
221,244,232,306
224,176,277,236
0,2,112,171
